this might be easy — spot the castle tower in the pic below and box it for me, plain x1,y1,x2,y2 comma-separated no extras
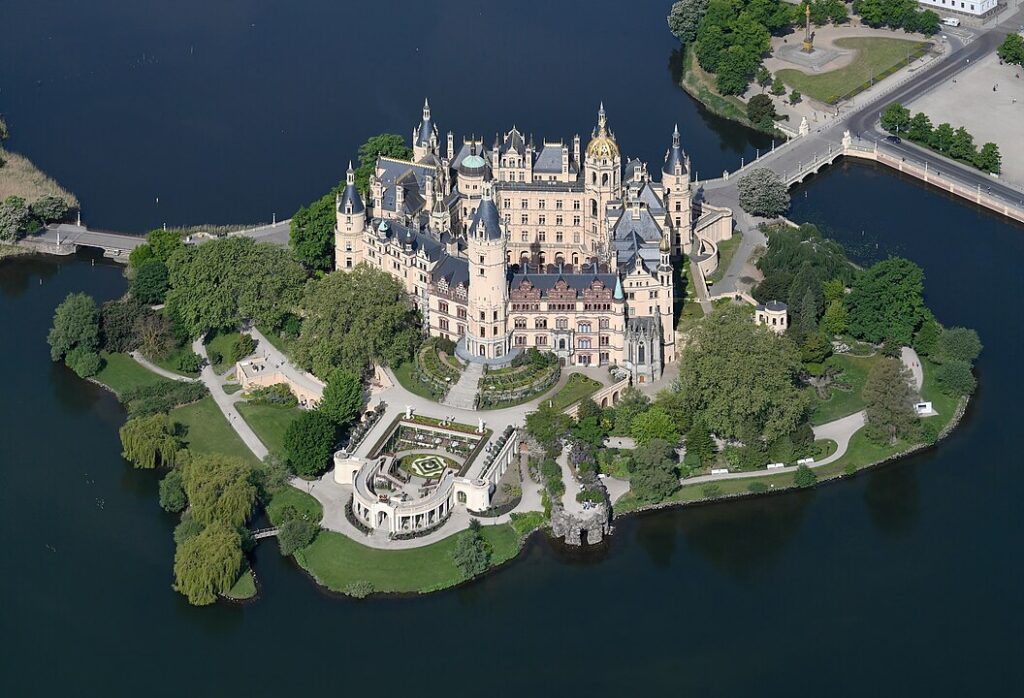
412,98,439,163
584,103,621,240
465,184,510,360
662,124,692,253
335,162,365,270
657,234,676,362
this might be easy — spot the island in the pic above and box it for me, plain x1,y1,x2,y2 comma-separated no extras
34,97,984,606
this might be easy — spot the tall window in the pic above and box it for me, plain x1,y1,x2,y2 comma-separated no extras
578,322,591,333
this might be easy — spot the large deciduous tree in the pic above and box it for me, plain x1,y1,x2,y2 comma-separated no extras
998,32,1024,66
862,357,918,445
846,257,925,344
451,519,491,578
354,134,413,196
0,196,31,242
292,266,421,378
630,408,681,446
628,438,680,504
165,236,306,337
319,368,364,427
938,327,982,363
181,454,257,528
119,413,179,469
173,522,243,606
48,292,100,361
675,305,809,442
289,193,337,273
668,0,710,43
130,260,169,304
737,168,790,217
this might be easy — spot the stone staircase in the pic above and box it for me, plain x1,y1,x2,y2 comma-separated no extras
442,362,482,410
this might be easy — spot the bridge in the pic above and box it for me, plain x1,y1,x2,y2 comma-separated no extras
252,527,279,540
19,219,292,262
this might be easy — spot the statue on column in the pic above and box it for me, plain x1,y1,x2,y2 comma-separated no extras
801,5,814,54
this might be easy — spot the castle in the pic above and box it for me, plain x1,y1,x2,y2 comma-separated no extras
335,101,733,383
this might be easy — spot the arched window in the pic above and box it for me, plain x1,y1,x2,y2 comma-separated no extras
578,323,591,334
638,342,646,364
572,253,579,266
602,173,609,186
559,339,566,350
591,200,598,217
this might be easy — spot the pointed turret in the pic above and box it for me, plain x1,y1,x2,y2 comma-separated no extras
663,124,686,177
339,161,364,215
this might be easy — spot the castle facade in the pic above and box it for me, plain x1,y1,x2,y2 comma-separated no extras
335,101,733,383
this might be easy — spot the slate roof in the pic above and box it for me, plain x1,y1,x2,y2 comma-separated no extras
376,158,436,216
509,271,620,296
664,124,686,175
372,219,447,262
533,142,577,174
468,195,503,240
431,255,469,288
611,205,664,268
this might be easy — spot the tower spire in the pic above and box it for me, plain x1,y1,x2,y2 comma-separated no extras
423,97,431,121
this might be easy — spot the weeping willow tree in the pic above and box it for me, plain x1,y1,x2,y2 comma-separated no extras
119,413,179,469
181,454,257,528
173,522,242,605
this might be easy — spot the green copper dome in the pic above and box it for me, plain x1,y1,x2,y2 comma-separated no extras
461,154,486,170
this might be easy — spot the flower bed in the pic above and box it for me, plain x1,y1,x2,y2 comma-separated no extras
478,350,560,408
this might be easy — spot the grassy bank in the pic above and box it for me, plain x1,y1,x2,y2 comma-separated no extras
267,487,323,526
295,524,520,595
224,567,257,600
808,352,881,425
0,148,78,207
706,232,743,285
0,243,31,261
678,45,776,136
170,396,262,467
93,352,167,396
777,37,931,105
549,373,602,411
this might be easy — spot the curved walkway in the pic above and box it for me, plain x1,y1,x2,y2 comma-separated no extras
191,337,269,460
128,351,198,383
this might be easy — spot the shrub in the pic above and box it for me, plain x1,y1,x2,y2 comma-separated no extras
247,383,298,408
701,484,721,498
231,333,257,363
122,380,208,416
344,580,374,599
794,464,817,488
174,350,203,374
277,518,319,556
30,195,70,223
935,360,976,397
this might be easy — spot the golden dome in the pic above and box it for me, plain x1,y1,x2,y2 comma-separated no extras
659,234,671,253
586,102,619,160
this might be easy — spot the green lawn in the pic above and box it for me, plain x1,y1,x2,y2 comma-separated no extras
170,396,261,467
707,232,742,285
549,373,602,411
809,353,882,425
224,567,257,600
266,487,323,526
777,37,931,104
93,352,166,396
236,402,302,456
151,345,200,378
393,360,444,401
294,524,520,595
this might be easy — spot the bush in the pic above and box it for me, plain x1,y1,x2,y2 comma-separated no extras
247,383,298,408
794,464,817,488
701,484,721,498
122,380,208,416
30,195,70,223
159,469,187,512
277,518,319,556
231,333,257,363
344,580,374,599
65,346,102,378
935,360,976,397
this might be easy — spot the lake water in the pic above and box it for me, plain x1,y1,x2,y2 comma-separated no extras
2,2,1023,695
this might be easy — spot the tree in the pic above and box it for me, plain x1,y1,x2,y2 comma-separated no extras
277,519,319,556
974,142,1001,175
29,195,70,223
716,45,756,95
820,300,848,337
99,299,147,352
676,305,810,442
0,195,32,242
931,122,954,154
120,413,179,469
451,520,491,578
147,229,185,262
907,112,933,143
526,403,574,453
880,103,911,135
863,358,918,445
998,32,1024,66
746,94,777,129
283,410,336,477
667,0,710,43
289,192,337,272
165,236,306,337
912,315,941,358
793,287,819,340
159,469,187,513
846,257,925,344
173,522,243,606
938,327,982,363
948,126,976,162
794,464,817,488
134,311,175,360
629,438,679,504
685,419,716,465
737,168,790,217
230,333,257,363
770,76,786,95
181,454,257,528
130,260,169,303
789,89,802,105
65,346,102,378
756,65,772,89
801,332,832,365
630,408,680,446
48,292,99,361
319,369,364,427
755,224,854,307
612,387,651,436
936,359,976,396
292,266,422,378
354,134,413,196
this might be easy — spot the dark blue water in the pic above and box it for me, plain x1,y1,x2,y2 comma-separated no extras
0,0,768,233
2,3,1023,696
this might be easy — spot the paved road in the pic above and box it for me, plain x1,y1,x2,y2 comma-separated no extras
34,224,145,251
128,351,198,383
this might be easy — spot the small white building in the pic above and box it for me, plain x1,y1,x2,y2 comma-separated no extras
755,300,789,335
918,0,996,17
